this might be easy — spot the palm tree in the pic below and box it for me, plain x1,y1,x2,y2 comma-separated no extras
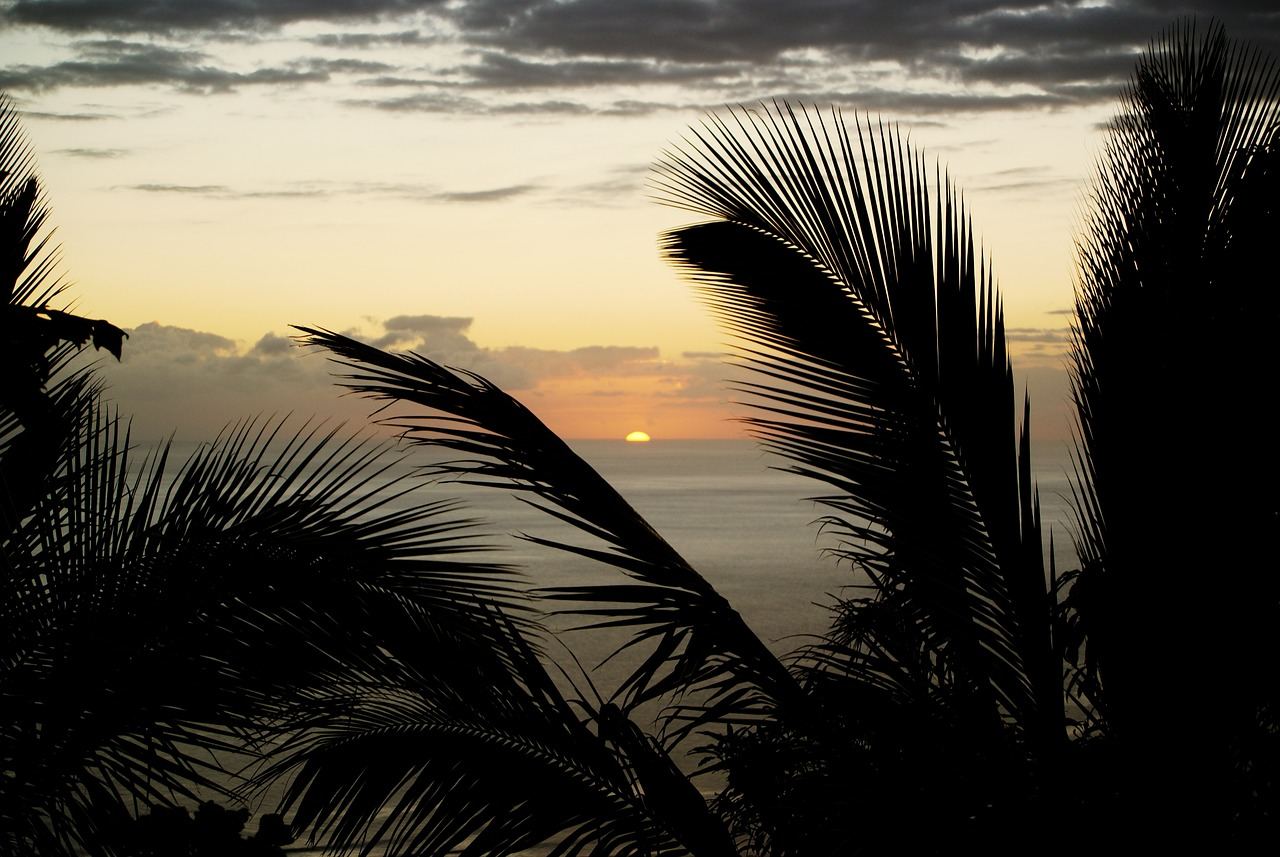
0,97,523,857
286,19,1278,856
1062,19,1280,845
291,95,1054,853
7,17,1274,855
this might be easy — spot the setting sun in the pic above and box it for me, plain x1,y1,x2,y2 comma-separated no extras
624,431,651,442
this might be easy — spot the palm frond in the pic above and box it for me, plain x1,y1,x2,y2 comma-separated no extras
294,327,803,743
262,601,733,857
1067,18,1280,833
0,95,125,367
1,94,57,311
0,408,518,856
0,93,125,542
656,103,1057,746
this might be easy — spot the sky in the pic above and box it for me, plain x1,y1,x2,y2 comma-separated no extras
3,1,1276,440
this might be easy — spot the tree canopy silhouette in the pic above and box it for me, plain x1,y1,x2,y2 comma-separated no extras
291,19,1278,856
0,97,521,857
2,17,1277,857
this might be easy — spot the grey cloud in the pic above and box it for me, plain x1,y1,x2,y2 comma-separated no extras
92,321,345,439
356,75,432,88
88,316,734,439
459,1,1280,67
117,178,541,204
297,57,397,75
12,2,1272,117
765,87,1101,114
20,108,117,120
238,188,330,199
349,91,687,117
447,1,1279,114
124,321,237,357
356,316,667,391
347,90,483,112
1006,327,1070,344
51,146,127,157
653,356,736,400
371,314,477,350
977,177,1080,193
356,94,605,116
307,30,434,48
9,2,1279,118
452,51,749,90
941,48,1141,89
251,332,293,355
596,99,689,116
490,98,595,115
5,1,449,33
127,182,229,194
350,315,667,389
433,183,538,203
1094,113,1146,133
970,167,1081,194
557,178,641,205
0,39,328,93
987,166,1050,178
455,0,845,64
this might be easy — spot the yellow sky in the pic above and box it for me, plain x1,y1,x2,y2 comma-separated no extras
21,95,1100,439
2,1,1218,440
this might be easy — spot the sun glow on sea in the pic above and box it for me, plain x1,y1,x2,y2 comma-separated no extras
625,431,651,443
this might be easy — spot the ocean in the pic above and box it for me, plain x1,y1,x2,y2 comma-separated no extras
131,437,1081,854
147,437,1077,657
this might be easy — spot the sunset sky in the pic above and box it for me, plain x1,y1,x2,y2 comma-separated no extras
4,1,1276,440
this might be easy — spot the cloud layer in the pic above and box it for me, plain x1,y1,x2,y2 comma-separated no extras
90,314,729,439
6,1,1277,114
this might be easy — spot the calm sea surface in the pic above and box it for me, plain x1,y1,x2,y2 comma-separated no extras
145,438,1079,654
134,437,1080,853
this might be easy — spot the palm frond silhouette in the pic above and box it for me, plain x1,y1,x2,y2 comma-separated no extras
1063,19,1280,845
290,20,1277,856
4,17,1278,857
293,100,1053,853
0,98,523,857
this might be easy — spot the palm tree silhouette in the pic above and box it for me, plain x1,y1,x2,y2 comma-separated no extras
0,98,522,857
4,17,1275,857
1062,20,1280,845
289,20,1278,856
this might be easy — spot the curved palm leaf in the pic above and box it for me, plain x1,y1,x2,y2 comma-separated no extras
0,401,520,855
0,95,125,382
655,104,1058,751
0,95,125,544
293,327,804,744
261,601,735,857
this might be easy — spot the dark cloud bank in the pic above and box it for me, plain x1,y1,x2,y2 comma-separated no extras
4,2,1277,114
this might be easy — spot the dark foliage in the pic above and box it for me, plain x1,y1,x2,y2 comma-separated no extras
113,802,289,857
1063,19,1280,846
290,19,1277,857
0,97,522,857
3,17,1277,857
